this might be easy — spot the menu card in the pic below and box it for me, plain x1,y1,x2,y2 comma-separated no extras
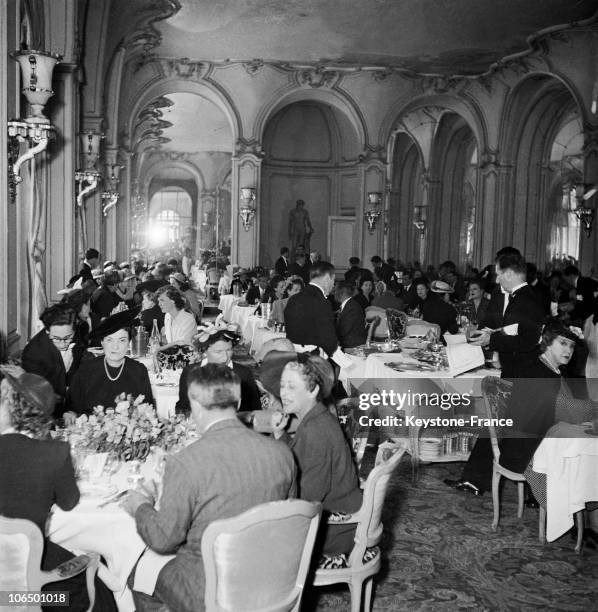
445,342,485,377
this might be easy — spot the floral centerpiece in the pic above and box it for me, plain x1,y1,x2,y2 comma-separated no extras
67,393,192,461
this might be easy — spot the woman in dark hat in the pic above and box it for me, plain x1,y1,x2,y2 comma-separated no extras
65,286,101,347
21,304,90,417
65,308,153,421
175,323,261,416
0,366,116,611
270,353,362,558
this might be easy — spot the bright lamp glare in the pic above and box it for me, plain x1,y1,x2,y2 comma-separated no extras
147,225,166,247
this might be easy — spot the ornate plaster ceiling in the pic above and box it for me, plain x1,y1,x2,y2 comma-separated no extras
154,0,597,76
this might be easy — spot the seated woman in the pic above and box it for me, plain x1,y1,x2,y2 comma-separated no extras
0,366,116,612
156,285,197,346
65,308,153,420
65,287,101,347
175,323,261,416
170,272,202,322
138,287,165,333
502,320,598,473
353,274,375,311
21,304,89,418
467,278,490,328
267,275,289,325
270,353,363,557
419,280,459,335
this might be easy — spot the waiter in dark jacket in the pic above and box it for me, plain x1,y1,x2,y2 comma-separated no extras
274,247,290,276
285,261,340,358
78,247,100,284
335,281,367,349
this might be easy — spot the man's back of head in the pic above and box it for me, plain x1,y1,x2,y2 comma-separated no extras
336,281,355,303
187,364,241,426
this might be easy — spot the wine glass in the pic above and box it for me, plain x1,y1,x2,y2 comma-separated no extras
127,460,144,489
103,453,121,486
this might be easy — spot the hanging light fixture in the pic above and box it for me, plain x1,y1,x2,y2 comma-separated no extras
101,162,123,216
574,184,597,237
413,205,427,235
7,49,61,201
239,187,256,231
364,192,382,233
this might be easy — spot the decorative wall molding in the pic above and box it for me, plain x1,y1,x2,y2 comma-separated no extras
243,59,265,76
235,138,265,158
295,67,340,89
123,0,181,57
157,57,208,80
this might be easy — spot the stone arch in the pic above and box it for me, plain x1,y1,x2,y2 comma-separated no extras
256,87,367,150
259,97,363,266
500,73,583,264
125,79,240,147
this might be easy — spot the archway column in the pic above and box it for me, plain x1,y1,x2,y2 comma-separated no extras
579,124,598,273
231,149,263,268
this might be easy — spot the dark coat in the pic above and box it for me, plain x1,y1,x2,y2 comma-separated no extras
77,262,95,284
336,297,367,349
90,286,121,320
571,276,598,325
285,284,339,356
353,291,373,312
175,361,262,416
67,356,154,415
421,295,459,335
274,256,289,276
287,261,310,283
488,284,544,379
21,329,89,416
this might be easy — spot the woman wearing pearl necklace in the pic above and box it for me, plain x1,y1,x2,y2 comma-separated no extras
65,308,154,421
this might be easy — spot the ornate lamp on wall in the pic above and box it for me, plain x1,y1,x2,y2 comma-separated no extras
364,192,382,234
413,205,427,235
7,49,61,202
75,131,104,251
101,163,123,216
239,187,256,231
573,184,597,237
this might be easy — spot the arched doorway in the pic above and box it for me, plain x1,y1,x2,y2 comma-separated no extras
260,100,361,267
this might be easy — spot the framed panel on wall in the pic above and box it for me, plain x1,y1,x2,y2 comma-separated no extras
327,216,356,273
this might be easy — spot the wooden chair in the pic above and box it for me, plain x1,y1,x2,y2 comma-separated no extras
365,306,388,340
404,320,441,338
0,517,99,612
335,397,370,473
202,499,322,612
313,443,406,612
385,308,408,341
481,376,524,530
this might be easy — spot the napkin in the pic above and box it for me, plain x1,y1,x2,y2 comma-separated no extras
133,548,176,596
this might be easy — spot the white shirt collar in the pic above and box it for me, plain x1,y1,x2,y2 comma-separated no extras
200,357,233,369
510,282,527,295
309,282,327,297
340,297,351,311
203,416,239,433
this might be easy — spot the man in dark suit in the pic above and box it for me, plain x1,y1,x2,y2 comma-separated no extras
370,255,395,286
78,247,100,284
470,252,545,379
335,281,367,349
124,365,296,612
563,264,598,326
21,304,89,417
344,257,364,286
287,253,310,284
285,261,339,357
274,247,290,276
245,274,270,305
447,251,545,496
90,270,122,319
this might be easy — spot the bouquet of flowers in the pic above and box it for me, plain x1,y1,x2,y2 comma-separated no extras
67,393,192,461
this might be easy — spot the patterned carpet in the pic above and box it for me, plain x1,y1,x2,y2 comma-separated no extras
228,329,598,612
306,457,598,612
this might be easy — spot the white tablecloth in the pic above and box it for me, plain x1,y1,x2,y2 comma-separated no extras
339,352,497,397
137,357,179,419
250,328,287,358
230,304,258,335
48,461,160,612
218,294,241,322
533,422,598,541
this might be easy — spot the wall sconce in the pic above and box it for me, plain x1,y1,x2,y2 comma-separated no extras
574,184,597,237
364,192,382,234
101,163,123,216
239,187,256,231
413,205,427,236
7,50,61,201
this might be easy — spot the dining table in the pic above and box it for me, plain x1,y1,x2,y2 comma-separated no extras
48,459,162,612
218,294,242,322
532,421,598,542
136,356,179,419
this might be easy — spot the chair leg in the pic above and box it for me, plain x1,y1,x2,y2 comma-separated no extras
349,579,364,612
539,506,546,544
84,553,99,612
492,469,501,531
363,577,374,612
516,481,524,520
574,510,584,554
